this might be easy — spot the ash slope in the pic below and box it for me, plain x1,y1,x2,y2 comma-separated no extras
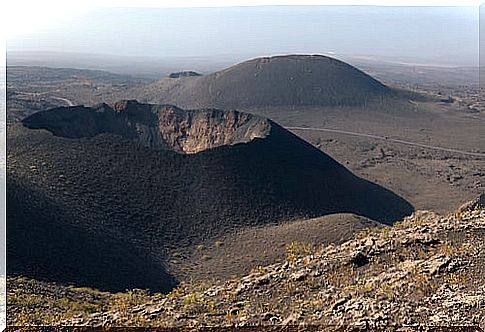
135,55,394,109
7,101,412,291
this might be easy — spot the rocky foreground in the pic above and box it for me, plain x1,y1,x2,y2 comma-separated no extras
8,196,485,328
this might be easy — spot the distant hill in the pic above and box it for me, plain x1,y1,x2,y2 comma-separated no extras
134,55,394,109
7,101,412,291
168,71,202,78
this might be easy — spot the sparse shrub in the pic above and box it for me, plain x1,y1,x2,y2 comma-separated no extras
363,282,374,293
355,227,372,240
251,265,267,273
282,279,296,293
440,240,457,256
182,292,215,315
166,286,185,299
183,292,199,306
411,268,436,296
8,284,108,326
380,226,391,240
446,272,468,285
454,211,462,220
413,217,426,226
378,283,396,301
286,241,313,263
109,289,151,312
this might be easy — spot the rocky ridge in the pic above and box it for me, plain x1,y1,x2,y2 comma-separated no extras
65,197,485,328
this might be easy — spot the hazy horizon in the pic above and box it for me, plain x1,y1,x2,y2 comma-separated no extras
7,6,479,68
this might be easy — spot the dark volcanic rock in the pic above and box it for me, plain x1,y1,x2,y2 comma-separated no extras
350,251,369,267
8,101,413,291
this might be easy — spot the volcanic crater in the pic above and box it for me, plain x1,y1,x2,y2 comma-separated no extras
8,100,414,291
22,100,271,154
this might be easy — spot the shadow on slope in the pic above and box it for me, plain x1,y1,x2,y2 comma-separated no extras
7,175,177,293
211,123,414,224
8,102,413,290
20,101,414,224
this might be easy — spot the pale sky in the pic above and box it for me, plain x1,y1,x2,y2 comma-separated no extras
3,0,482,38
1,0,483,67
